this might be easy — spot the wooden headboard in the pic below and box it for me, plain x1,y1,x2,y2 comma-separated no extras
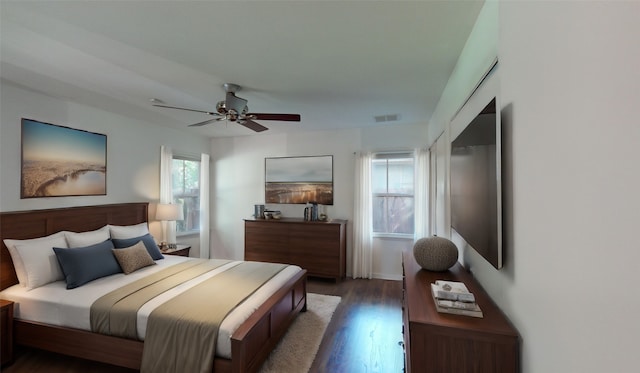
0,202,149,291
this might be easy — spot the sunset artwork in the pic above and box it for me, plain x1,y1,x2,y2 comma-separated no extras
21,119,107,198
265,156,333,205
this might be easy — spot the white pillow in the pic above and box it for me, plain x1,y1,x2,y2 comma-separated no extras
14,235,68,290
108,222,149,239
3,231,67,287
65,226,110,247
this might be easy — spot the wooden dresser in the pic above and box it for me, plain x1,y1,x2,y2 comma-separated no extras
402,251,520,373
244,218,347,281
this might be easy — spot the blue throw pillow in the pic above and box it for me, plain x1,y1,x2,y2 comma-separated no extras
53,239,122,289
112,234,164,260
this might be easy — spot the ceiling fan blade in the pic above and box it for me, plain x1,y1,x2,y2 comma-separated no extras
248,113,301,122
188,118,219,127
226,92,248,113
238,119,269,132
153,104,217,116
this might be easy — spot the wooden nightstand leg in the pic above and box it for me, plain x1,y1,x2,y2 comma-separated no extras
1,300,14,366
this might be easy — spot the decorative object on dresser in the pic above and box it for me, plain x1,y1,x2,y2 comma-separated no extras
303,202,321,221
402,251,519,373
245,218,347,281
0,299,14,366
413,235,459,271
431,280,476,302
254,204,266,219
431,280,483,318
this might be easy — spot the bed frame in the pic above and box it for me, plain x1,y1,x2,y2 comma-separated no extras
0,203,307,373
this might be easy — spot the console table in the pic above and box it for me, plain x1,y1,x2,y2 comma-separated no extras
244,218,346,281
402,251,520,373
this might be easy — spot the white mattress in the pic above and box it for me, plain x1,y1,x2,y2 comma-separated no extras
0,256,302,359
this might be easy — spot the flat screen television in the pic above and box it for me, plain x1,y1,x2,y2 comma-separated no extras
450,97,502,269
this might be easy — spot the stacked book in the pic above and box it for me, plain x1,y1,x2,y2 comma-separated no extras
431,280,483,318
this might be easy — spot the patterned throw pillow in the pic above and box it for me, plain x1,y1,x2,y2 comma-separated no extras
112,241,156,274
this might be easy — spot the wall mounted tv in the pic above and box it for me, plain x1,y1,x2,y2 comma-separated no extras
265,155,333,205
450,97,502,269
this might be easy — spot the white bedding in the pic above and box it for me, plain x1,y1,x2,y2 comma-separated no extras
0,256,302,359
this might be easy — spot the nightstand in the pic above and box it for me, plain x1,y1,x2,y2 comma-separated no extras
1,299,14,366
161,244,191,257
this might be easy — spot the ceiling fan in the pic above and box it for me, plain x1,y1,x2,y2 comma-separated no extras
151,83,301,132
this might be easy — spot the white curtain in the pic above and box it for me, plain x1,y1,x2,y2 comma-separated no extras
414,147,430,241
352,151,373,279
159,146,176,244
199,153,210,259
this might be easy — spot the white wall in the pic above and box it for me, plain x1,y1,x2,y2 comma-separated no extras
0,81,211,255
429,2,640,372
209,123,427,278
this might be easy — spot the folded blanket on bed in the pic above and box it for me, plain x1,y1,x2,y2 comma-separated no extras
91,259,232,338
91,259,287,373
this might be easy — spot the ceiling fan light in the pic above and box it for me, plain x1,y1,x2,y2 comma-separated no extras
227,109,238,121
216,101,226,114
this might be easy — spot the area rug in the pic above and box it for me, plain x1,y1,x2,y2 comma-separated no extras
259,292,342,373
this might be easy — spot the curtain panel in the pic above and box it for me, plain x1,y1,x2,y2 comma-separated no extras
199,153,210,259
159,146,177,244
352,152,373,279
414,147,430,241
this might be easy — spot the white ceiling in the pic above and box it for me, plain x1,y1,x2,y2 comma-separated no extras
0,1,483,138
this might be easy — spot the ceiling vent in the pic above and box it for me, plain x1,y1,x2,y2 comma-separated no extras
374,114,400,123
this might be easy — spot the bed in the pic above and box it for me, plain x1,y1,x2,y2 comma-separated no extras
0,203,307,373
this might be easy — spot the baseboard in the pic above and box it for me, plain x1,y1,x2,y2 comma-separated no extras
372,272,403,281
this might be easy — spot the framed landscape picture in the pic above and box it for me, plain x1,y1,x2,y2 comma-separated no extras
265,155,333,205
21,118,107,198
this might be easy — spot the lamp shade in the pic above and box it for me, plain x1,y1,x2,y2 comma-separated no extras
156,203,184,221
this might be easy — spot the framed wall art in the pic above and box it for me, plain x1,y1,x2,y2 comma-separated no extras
265,155,333,205
21,118,107,198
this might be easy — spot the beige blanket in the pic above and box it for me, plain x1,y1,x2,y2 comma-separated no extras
91,259,287,373
91,259,232,338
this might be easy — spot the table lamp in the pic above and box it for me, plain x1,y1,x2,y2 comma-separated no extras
156,203,184,249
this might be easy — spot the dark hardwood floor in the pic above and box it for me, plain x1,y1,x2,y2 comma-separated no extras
2,278,404,373
308,278,404,373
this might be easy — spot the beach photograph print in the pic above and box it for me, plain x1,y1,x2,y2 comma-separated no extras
21,118,107,198
265,155,333,205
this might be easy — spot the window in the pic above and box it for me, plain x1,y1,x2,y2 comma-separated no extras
372,152,414,235
172,156,200,234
